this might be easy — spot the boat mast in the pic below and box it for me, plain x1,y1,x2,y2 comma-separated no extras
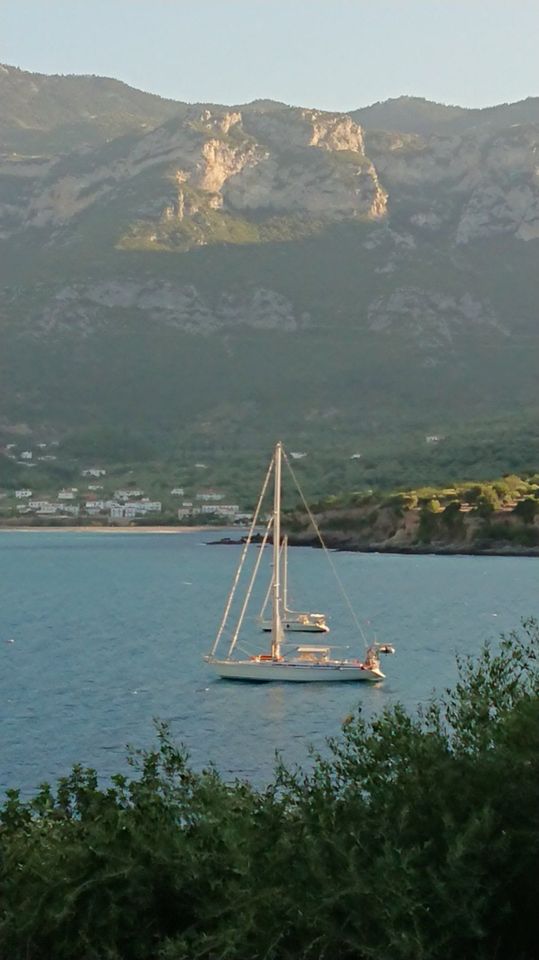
271,441,283,659
282,535,288,615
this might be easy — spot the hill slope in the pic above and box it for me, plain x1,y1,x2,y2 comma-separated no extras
0,69,538,469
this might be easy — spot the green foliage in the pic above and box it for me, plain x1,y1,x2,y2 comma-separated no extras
1,625,539,959
512,497,538,524
60,427,157,463
441,499,462,526
480,521,539,547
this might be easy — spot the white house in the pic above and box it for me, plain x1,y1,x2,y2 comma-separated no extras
15,489,33,499
85,501,106,513
171,487,185,496
87,484,104,491
425,435,444,444
121,500,162,519
290,451,307,460
58,504,80,517
215,505,240,518
20,451,32,460
200,504,239,517
58,490,76,501
110,503,125,519
82,468,106,477
29,501,58,514
196,491,224,502
114,489,144,501
350,453,362,460
177,506,193,519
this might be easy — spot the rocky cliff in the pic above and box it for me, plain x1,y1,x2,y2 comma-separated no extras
0,66,538,457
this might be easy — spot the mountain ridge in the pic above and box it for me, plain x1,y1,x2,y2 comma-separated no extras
0,65,537,472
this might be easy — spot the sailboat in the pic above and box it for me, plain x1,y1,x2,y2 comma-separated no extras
204,441,395,682
258,536,329,633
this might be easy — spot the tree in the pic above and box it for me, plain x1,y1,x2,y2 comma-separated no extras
441,499,462,526
513,497,538,524
1,624,538,960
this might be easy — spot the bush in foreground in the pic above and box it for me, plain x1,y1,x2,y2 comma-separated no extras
1,622,539,960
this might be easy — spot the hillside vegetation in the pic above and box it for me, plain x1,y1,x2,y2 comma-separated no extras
287,472,539,553
0,65,538,474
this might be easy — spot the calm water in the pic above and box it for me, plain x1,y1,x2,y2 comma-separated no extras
0,530,537,797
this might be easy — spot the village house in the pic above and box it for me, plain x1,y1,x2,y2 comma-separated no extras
20,451,32,460
85,499,117,513
196,491,224,502
215,505,240,518
29,500,55,511
57,489,77,500
200,504,240,518
15,489,33,499
170,487,185,496
114,489,144,501
125,500,161,517
87,484,104,491
58,505,80,517
111,500,162,519
82,468,107,478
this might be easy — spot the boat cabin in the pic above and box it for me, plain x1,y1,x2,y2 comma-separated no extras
294,646,331,662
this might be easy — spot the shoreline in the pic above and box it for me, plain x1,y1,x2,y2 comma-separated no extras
208,533,539,559
2,527,538,556
289,537,539,559
0,525,233,534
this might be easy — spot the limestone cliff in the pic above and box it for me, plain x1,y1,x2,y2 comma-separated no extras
0,104,386,239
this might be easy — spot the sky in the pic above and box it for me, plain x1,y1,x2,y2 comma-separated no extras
1,0,538,111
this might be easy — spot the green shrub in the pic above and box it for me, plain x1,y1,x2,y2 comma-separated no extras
1,625,539,959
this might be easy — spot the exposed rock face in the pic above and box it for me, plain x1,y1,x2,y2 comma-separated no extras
37,281,310,336
366,123,539,242
1,70,539,447
368,288,506,354
0,104,387,236
223,151,386,219
243,108,365,152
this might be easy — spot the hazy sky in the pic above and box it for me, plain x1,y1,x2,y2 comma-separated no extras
2,0,538,110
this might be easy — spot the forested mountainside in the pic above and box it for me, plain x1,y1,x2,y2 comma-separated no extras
1,64,538,469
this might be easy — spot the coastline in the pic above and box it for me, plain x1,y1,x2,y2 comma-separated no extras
207,532,539,558
287,535,539,559
0,525,232,534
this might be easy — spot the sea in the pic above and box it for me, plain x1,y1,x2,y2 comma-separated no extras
0,530,537,798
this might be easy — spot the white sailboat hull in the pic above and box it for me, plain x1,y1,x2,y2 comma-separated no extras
206,658,384,682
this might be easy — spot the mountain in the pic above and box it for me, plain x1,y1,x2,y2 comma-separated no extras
0,67,538,473
0,63,185,153
352,94,539,136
